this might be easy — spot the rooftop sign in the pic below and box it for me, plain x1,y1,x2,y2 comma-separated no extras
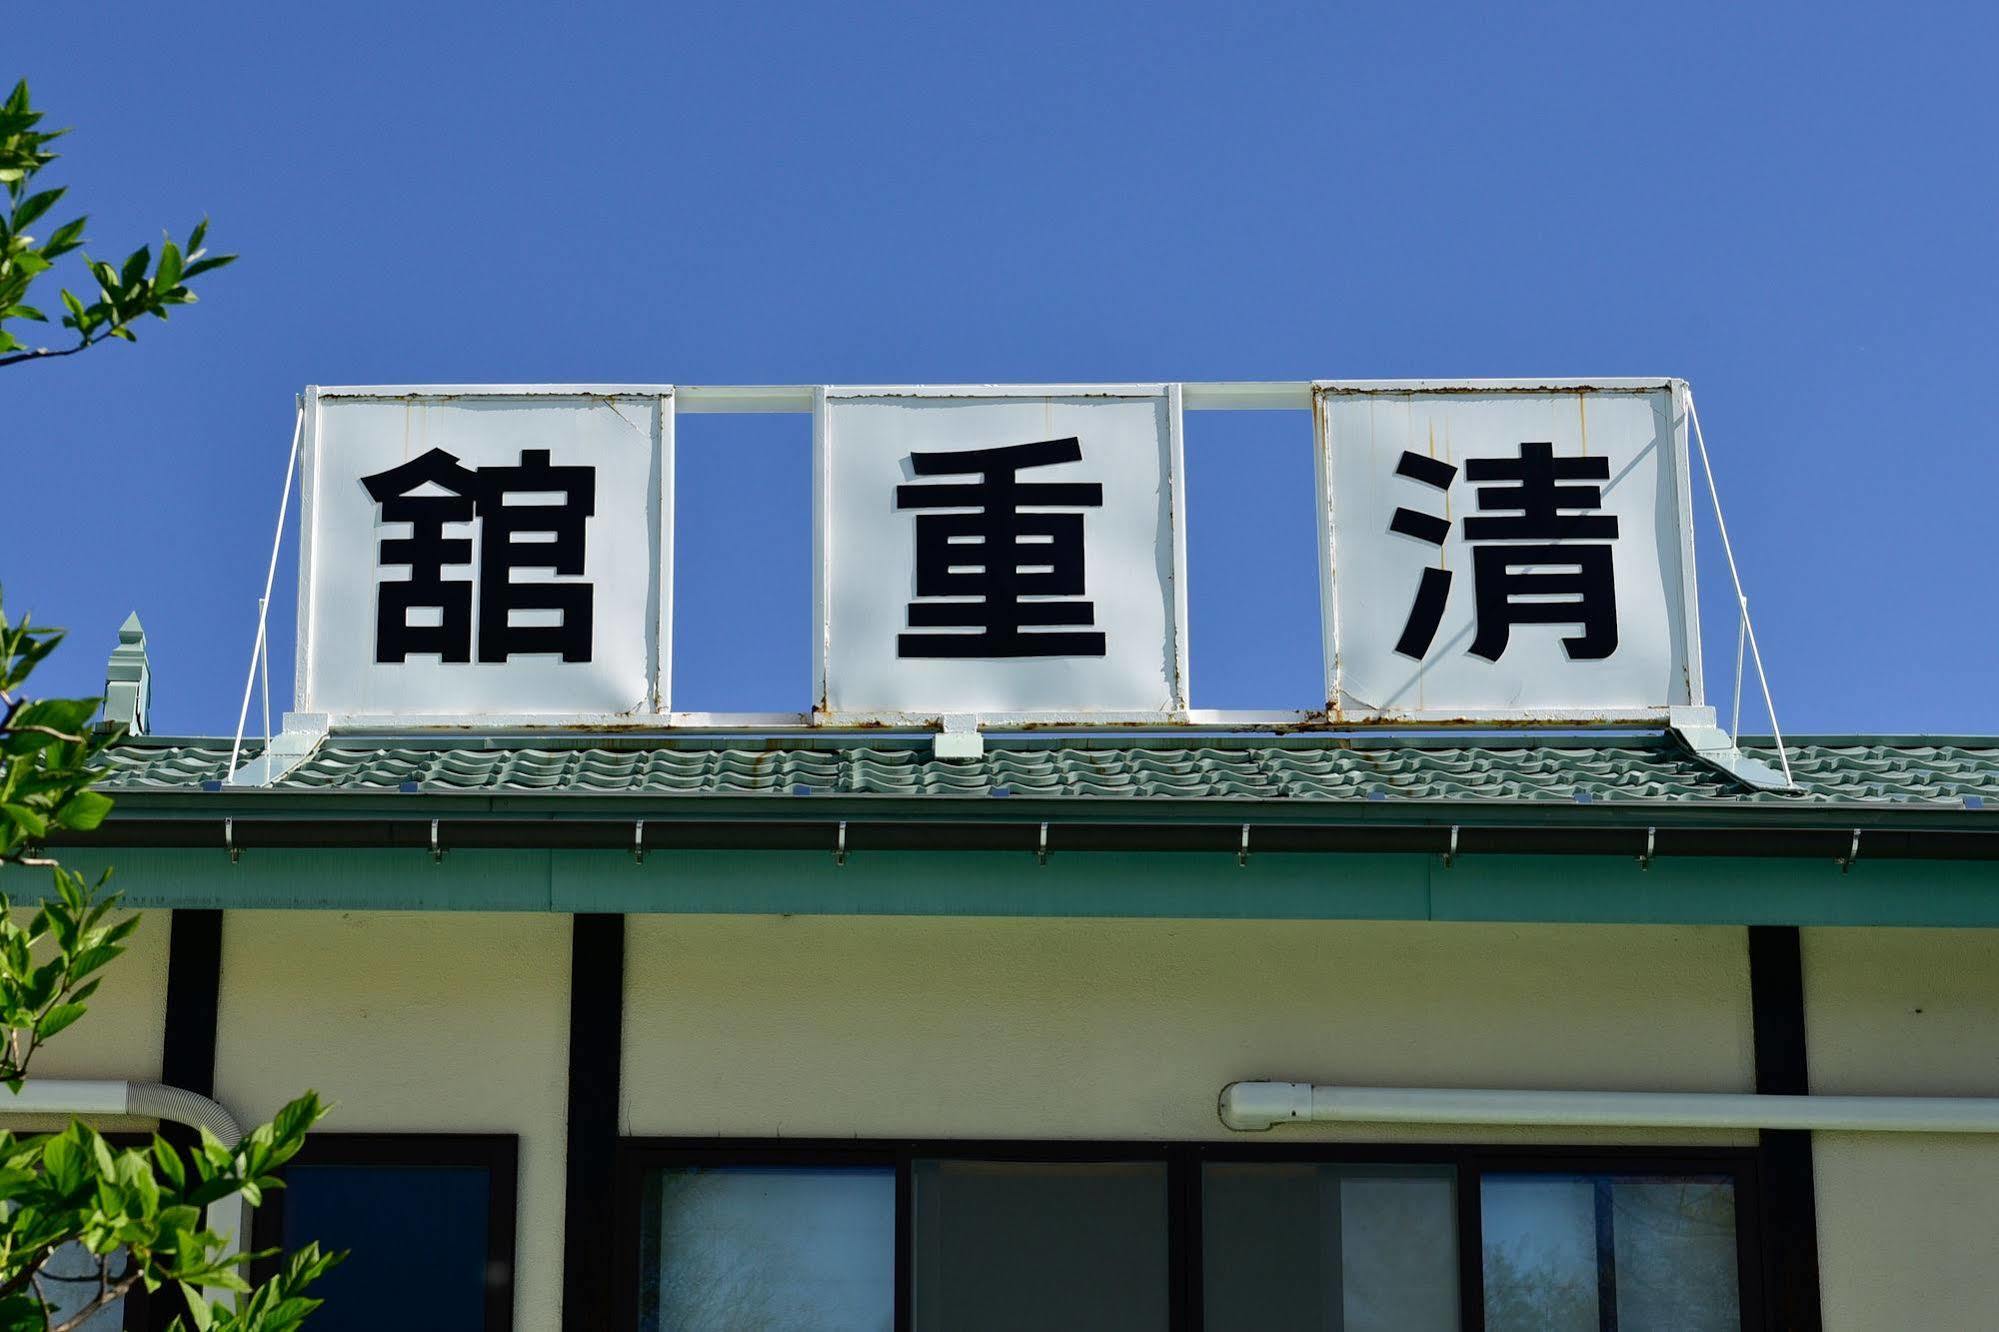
291,379,1701,730
296,386,672,720
1316,381,1700,722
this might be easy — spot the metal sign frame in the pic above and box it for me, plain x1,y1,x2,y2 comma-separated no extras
1313,378,1705,725
810,383,1191,726
294,384,676,727
254,378,1745,742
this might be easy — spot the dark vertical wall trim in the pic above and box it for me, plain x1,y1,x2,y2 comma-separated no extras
159,908,223,1096
561,913,625,1331
145,908,223,1331
1748,925,1823,1331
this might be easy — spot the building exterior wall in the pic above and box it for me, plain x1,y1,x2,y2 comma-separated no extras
622,915,1757,1146
213,910,571,1332
1807,926,1999,1331
22,903,167,1084
24,895,1999,1327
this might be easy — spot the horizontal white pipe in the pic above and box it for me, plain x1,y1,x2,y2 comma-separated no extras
1,1079,131,1119
1220,1081,1999,1134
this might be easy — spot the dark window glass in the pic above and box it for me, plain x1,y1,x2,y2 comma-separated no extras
1481,1174,1739,1332
638,1165,894,1332
1203,1162,1458,1331
911,1159,1167,1332
280,1164,493,1331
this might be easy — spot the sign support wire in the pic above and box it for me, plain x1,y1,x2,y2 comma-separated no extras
227,400,305,783
1686,392,1794,788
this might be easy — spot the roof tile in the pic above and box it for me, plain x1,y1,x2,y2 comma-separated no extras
92,736,1999,805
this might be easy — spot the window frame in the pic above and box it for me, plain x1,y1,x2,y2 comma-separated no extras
617,1138,1763,1332
249,1132,519,1332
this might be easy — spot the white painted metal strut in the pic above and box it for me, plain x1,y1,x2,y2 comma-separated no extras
1686,392,1795,788
227,401,305,784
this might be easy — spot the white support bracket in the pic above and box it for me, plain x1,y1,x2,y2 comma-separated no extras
934,713,984,760
224,713,330,788
1669,705,1793,793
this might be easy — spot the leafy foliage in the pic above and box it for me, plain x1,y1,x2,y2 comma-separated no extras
0,604,127,1092
0,80,235,369
0,594,341,1327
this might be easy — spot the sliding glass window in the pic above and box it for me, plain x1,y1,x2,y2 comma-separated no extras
623,1143,1756,1331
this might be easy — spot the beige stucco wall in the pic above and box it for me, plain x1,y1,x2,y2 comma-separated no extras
215,910,570,1332
18,903,168,1083
1807,926,1999,1331
622,915,1756,1145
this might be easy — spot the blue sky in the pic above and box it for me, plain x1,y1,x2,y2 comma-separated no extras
5,0,1994,736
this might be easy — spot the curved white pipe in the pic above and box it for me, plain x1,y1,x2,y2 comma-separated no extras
1220,1080,1999,1134
0,1079,244,1142
1,1080,248,1306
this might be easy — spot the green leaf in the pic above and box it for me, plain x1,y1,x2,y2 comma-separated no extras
34,1001,87,1041
44,214,85,256
0,804,45,838
119,244,151,289
152,1133,187,1189
10,186,61,230
53,788,113,830
156,239,183,289
181,253,236,279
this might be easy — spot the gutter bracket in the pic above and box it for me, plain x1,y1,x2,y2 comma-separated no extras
223,712,329,788
1639,826,1656,871
633,820,645,865
1238,824,1251,868
430,819,443,864
835,821,848,867
1669,705,1794,793
1839,828,1862,874
1443,825,1459,869
1037,822,1049,866
224,817,238,866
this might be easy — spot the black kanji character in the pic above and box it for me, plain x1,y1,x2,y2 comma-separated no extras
475,448,596,663
895,437,1106,658
362,447,490,663
1463,441,1618,661
1389,450,1459,659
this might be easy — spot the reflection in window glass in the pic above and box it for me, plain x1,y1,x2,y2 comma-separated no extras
36,1242,129,1331
1611,1178,1739,1331
1203,1163,1458,1331
640,1166,894,1332
1482,1177,1598,1332
912,1159,1167,1331
282,1164,493,1331
1482,1174,1739,1332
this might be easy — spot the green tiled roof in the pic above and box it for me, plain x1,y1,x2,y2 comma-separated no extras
94,734,1999,807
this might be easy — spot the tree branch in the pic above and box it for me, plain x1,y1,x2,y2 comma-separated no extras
0,338,98,370
49,1266,143,1332
0,1242,61,1303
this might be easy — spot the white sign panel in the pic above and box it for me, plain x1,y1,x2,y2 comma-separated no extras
297,386,673,721
1317,380,1701,722
815,386,1189,722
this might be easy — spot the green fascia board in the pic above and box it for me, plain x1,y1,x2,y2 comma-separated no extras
28,846,1997,929
82,788,1998,833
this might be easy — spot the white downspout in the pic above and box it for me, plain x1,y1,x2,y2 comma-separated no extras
1220,1081,1999,1134
2,1081,247,1307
